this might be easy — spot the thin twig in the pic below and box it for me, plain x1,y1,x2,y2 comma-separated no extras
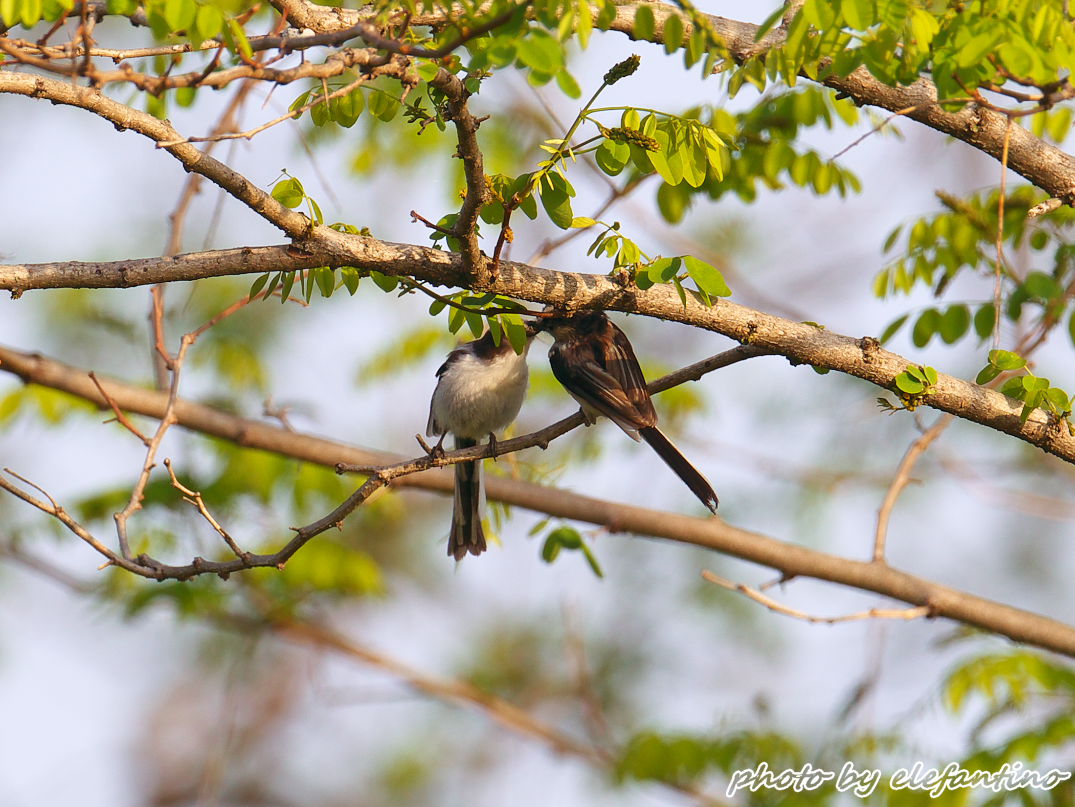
164,458,250,560
113,333,193,558
702,571,934,625
873,414,953,563
830,104,924,162
993,117,1013,350
88,371,150,445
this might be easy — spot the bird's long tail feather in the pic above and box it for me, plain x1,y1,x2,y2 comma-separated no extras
639,426,719,513
449,437,486,559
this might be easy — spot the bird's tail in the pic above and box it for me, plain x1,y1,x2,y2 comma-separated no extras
639,426,719,513
449,437,487,560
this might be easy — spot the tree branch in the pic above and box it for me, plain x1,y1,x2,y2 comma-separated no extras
4,242,1074,468
1,344,1073,657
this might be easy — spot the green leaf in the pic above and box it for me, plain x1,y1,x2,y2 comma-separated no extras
226,17,253,59
680,131,707,189
279,271,295,303
164,0,195,30
1044,387,1070,413
555,69,582,99
580,543,604,578
248,272,270,300
842,0,875,31
683,256,731,298
539,182,574,229
648,256,681,284
656,182,690,224
1023,271,1061,301
1000,376,1026,398
1022,375,1049,393
911,308,940,348
938,304,970,344
595,139,629,175
974,304,996,341
271,178,304,209
20,0,42,25
310,93,331,126
633,4,655,41
754,5,786,41
988,349,1027,371
367,91,400,122
341,267,360,295
895,372,924,394
575,0,592,47
516,30,563,74
465,309,485,338
976,364,1001,385
195,2,224,40
879,313,908,343
333,88,364,128
956,30,1002,69
663,13,683,53
370,271,398,293
315,267,335,298
907,7,939,49
263,271,282,300
503,315,529,354
1,0,17,24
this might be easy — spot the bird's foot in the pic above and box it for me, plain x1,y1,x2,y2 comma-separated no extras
418,433,447,460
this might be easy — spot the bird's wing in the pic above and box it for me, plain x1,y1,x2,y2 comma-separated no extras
549,340,651,432
600,321,658,425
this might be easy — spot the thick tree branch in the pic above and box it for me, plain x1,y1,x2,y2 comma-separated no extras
1,344,1073,657
4,242,1073,467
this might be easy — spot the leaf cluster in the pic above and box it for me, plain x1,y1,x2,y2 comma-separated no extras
752,0,1075,112
877,188,1075,355
976,349,1074,427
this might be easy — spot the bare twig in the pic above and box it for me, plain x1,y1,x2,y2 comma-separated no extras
994,117,1014,349
164,458,250,561
873,414,954,563
702,571,934,625
89,370,150,445
113,332,193,558
829,104,921,162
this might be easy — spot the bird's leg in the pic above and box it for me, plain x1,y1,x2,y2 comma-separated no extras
421,432,447,460
486,431,499,461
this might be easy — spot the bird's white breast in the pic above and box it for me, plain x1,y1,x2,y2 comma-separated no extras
429,348,529,440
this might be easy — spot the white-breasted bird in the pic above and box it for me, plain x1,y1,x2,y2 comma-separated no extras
427,329,531,559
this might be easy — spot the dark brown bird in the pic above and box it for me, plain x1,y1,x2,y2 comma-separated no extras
541,311,718,513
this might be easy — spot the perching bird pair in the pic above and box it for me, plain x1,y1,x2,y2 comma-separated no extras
427,311,719,561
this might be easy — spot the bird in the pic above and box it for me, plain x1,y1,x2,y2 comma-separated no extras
427,328,531,559
540,310,718,513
